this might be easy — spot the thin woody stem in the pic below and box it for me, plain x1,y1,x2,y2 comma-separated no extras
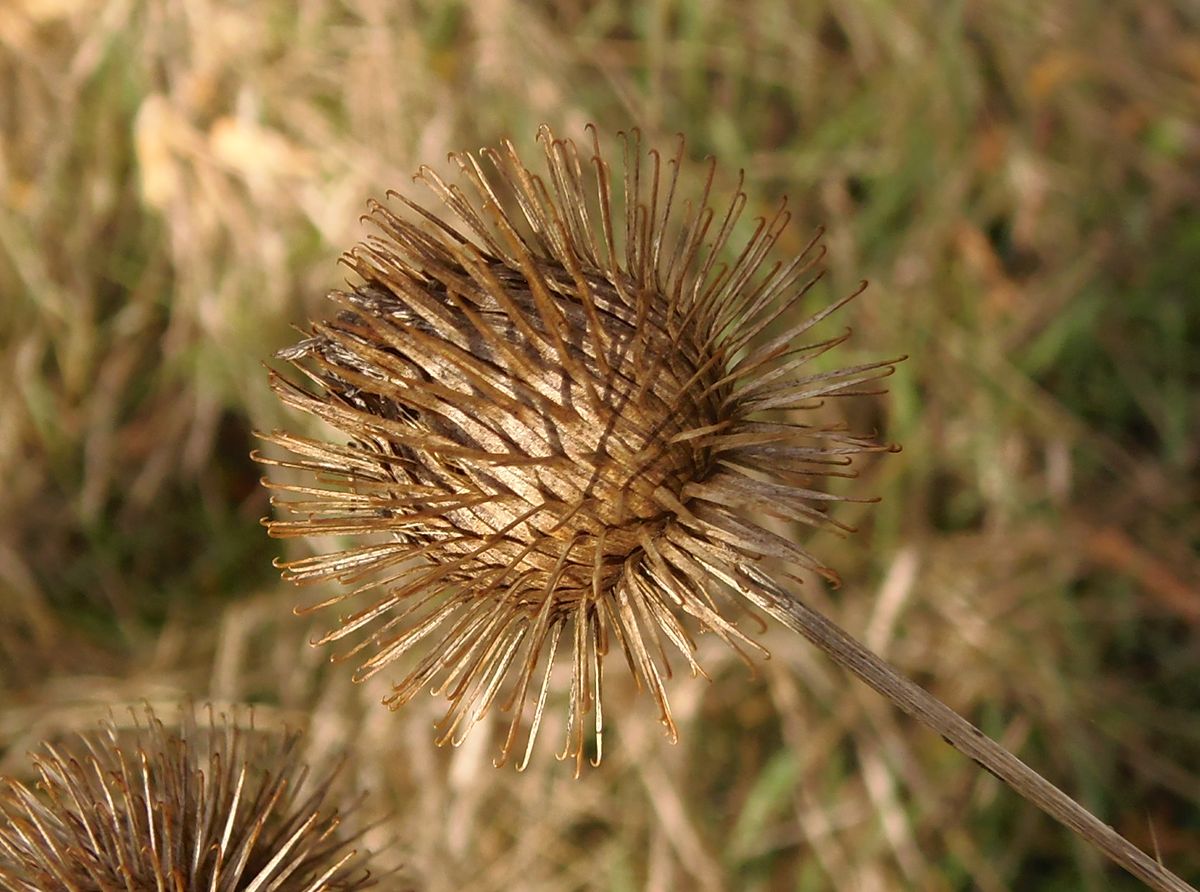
759,589,1197,892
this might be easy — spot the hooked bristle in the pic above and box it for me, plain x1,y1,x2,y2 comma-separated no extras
0,704,385,891
255,124,900,773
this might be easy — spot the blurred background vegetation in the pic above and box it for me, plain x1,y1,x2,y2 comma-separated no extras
1,0,1198,889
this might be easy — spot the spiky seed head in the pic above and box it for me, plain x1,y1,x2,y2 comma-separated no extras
0,705,382,892
256,124,898,772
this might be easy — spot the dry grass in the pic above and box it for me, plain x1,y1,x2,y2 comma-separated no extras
1,0,1198,889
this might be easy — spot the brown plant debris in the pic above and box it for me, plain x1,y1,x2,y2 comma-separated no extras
256,124,900,772
0,704,381,892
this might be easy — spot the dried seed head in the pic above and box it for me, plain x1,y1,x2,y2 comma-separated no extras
257,125,899,772
0,705,382,892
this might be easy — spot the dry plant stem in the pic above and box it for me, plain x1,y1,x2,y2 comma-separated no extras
759,588,1196,892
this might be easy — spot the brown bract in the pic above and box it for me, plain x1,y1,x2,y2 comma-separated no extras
0,705,381,892
256,124,898,772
